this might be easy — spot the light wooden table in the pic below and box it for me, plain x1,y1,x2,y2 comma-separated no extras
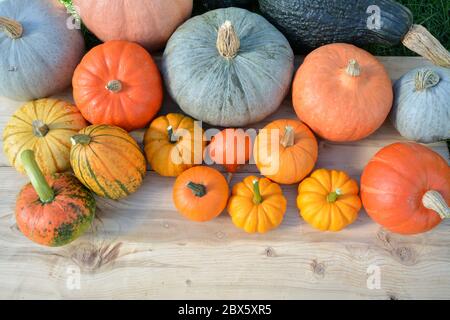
0,57,449,300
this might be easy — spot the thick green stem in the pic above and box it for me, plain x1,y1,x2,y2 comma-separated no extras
346,59,361,77
0,17,23,39
20,150,55,204
71,134,91,146
187,182,206,198
253,179,262,205
32,120,49,137
167,126,178,144
327,188,342,203
422,190,450,219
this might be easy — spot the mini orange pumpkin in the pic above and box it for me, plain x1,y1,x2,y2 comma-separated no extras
227,176,287,233
254,119,318,185
297,169,362,232
173,166,229,222
292,43,393,142
72,40,163,131
144,113,205,177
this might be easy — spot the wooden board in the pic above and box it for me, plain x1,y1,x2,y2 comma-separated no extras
0,57,449,300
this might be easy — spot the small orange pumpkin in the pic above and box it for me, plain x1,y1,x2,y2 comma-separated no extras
144,113,205,177
227,176,287,233
297,169,362,232
254,119,318,184
72,40,163,131
173,166,229,222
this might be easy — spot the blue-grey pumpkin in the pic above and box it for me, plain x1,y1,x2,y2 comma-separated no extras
391,66,450,143
0,0,84,101
162,8,294,127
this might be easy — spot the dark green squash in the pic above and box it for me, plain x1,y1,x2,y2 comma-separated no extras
198,0,254,10
258,0,450,67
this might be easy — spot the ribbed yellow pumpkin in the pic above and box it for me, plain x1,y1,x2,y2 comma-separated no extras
3,99,87,175
70,125,146,200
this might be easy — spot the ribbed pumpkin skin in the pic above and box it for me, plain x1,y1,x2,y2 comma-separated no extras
293,44,393,142
297,169,362,232
258,0,413,53
163,8,294,127
361,142,450,235
73,0,192,52
73,41,163,132
70,125,147,200
0,0,84,100
391,67,450,143
3,99,87,175
16,173,95,247
144,113,205,177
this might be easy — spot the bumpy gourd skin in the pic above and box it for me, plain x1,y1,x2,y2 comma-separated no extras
258,0,413,53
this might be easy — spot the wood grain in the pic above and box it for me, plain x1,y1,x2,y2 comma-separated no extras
0,57,449,300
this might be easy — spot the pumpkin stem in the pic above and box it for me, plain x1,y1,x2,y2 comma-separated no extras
422,190,450,219
0,17,23,39
32,120,49,137
415,70,440,91
280,126,295,148
402,25,450,68
71,134,92,146
252,179,263,205
327,188,342,203
217,20,240,59
106,80,123,93
187,182,206,198
20,150,55,204
167,126,178,143
346,59,361,77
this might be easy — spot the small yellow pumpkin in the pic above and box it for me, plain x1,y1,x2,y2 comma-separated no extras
227,176,287,233
297,169,362,231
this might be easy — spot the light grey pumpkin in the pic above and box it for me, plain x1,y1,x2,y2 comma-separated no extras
0,0,84,101
162,8,294,127
391,66,450,143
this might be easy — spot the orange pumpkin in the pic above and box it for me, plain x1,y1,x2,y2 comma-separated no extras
292,43,393,142
227,176,287,233
208,128,252,174
254,119,318,185
144,113,205,177
72,40,163,131
173,166,229,222
297,169,362,231
361,142,450,235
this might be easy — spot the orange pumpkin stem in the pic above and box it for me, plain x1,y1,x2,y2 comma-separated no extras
252,179,263,204
217,20,240,59
280,126,295,148
71,134,92,146
32,120,49,137
187,182,206,198
106,80,123,93
327,188,342,203
422,190,450,219
0,16,23,39
20,150,55,204
346,59,361,77
167,126,178,143
415,70,440,91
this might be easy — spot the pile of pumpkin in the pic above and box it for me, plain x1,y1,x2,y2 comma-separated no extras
0,0,449,247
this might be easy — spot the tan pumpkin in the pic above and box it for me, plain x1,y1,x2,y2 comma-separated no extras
3,99,87,175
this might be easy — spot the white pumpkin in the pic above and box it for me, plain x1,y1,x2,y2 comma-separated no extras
162,8,294,127
0,0,84,101
391,66,450,143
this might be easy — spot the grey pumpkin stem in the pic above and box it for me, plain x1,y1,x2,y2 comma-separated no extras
415,70,440,91
280,126,295,148
32,120,49,137
422,190,450,219
346,59,361,77
106,80,123,93
217,20,240,59
71,134,92,146
402,25,450,68
0,16,23,39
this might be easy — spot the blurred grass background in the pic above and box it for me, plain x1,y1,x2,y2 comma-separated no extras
60,0,449,54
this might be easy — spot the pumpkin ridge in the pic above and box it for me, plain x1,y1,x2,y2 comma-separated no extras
237,54,285,92
91,134,142,154
83,148,114,199
11,114,33,126
10,137,38,168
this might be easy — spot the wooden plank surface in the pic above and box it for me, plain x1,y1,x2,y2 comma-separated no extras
0,57,449,300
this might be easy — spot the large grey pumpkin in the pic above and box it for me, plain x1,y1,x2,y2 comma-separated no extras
162,8,294,127
0,0,84,101
391,66,450,143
